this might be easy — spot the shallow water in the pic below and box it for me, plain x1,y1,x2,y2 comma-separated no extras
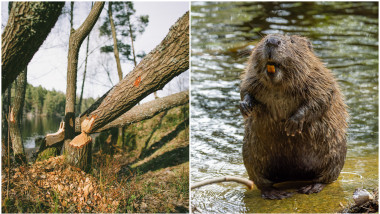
190,2,378,213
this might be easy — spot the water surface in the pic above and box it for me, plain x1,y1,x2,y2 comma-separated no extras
191,2,378,213
21,116,62,149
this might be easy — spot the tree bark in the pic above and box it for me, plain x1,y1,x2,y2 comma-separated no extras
108,2,123,81
128,22,137,67
65,133,92,172
79,11,189,134
77,2,93,114
98,90,189,132
64,2,104,171
2,87,11,158
108,2,125,146
70,2,74,29
9,69,27,164
2,2,64,93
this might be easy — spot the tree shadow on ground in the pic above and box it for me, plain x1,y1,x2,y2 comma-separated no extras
138,111,168,159
134,145,189,174
138,118,189,161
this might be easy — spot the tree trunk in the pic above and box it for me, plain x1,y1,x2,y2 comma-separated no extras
70,2,74,29
79,11,189,134
77,2,93,114
2,86,11,162
2,2,64,93
9,69,27,164
77,31,91,114
98,90,189,132
65,134,92,172
108,2,125,146
64,2,104,171
108,2,123,81
128,22,137,67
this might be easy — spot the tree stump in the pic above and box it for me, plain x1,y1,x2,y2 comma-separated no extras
64,116,95,172
65,133,92,172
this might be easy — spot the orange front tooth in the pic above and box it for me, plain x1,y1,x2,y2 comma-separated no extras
267,64,275,73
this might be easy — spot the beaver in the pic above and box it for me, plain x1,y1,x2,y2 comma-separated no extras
240,34,348,199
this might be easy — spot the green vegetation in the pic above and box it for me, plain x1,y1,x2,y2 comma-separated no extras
36,147,59,162
99,2,149,63
17,84,96,117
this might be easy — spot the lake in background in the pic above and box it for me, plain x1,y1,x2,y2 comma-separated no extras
21,116,62,149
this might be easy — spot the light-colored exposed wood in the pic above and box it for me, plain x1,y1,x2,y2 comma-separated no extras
46,122,65,146
81,116,97,133
69,132,92,148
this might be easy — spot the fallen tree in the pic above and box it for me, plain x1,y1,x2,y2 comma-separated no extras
2,2,64,93
97,90,189,132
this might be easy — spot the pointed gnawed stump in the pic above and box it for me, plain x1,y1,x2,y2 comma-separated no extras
65,116,96,172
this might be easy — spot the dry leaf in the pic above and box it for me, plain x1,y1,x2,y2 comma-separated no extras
83,184,91,198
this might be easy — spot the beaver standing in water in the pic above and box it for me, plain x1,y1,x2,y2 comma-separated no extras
240,34,348,199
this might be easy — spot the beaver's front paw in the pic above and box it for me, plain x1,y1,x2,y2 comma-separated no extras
239,94,256,118
285,115,305,136
239,100,253,117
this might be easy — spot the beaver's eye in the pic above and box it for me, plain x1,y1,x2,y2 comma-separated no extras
291,39,295,43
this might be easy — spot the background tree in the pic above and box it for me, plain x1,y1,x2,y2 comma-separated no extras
99,2,149,72
100,2,150,145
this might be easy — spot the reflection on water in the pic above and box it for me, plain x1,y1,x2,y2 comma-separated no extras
21,116,62,149
191,2,378,213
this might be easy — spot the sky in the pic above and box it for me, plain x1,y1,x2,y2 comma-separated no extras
1,1,189,102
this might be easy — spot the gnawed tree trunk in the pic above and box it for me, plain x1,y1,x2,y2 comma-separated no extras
64,2,104,172
2,2,64,93
98,90,189,132
79,11,189,134
65,132,92,172
9,69,27,164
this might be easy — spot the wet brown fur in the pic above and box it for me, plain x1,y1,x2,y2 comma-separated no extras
240,34,348,199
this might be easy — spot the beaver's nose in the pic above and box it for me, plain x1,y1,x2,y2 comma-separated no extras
266,37,281,47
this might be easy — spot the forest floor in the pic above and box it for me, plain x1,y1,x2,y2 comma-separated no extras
2,105,189,213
